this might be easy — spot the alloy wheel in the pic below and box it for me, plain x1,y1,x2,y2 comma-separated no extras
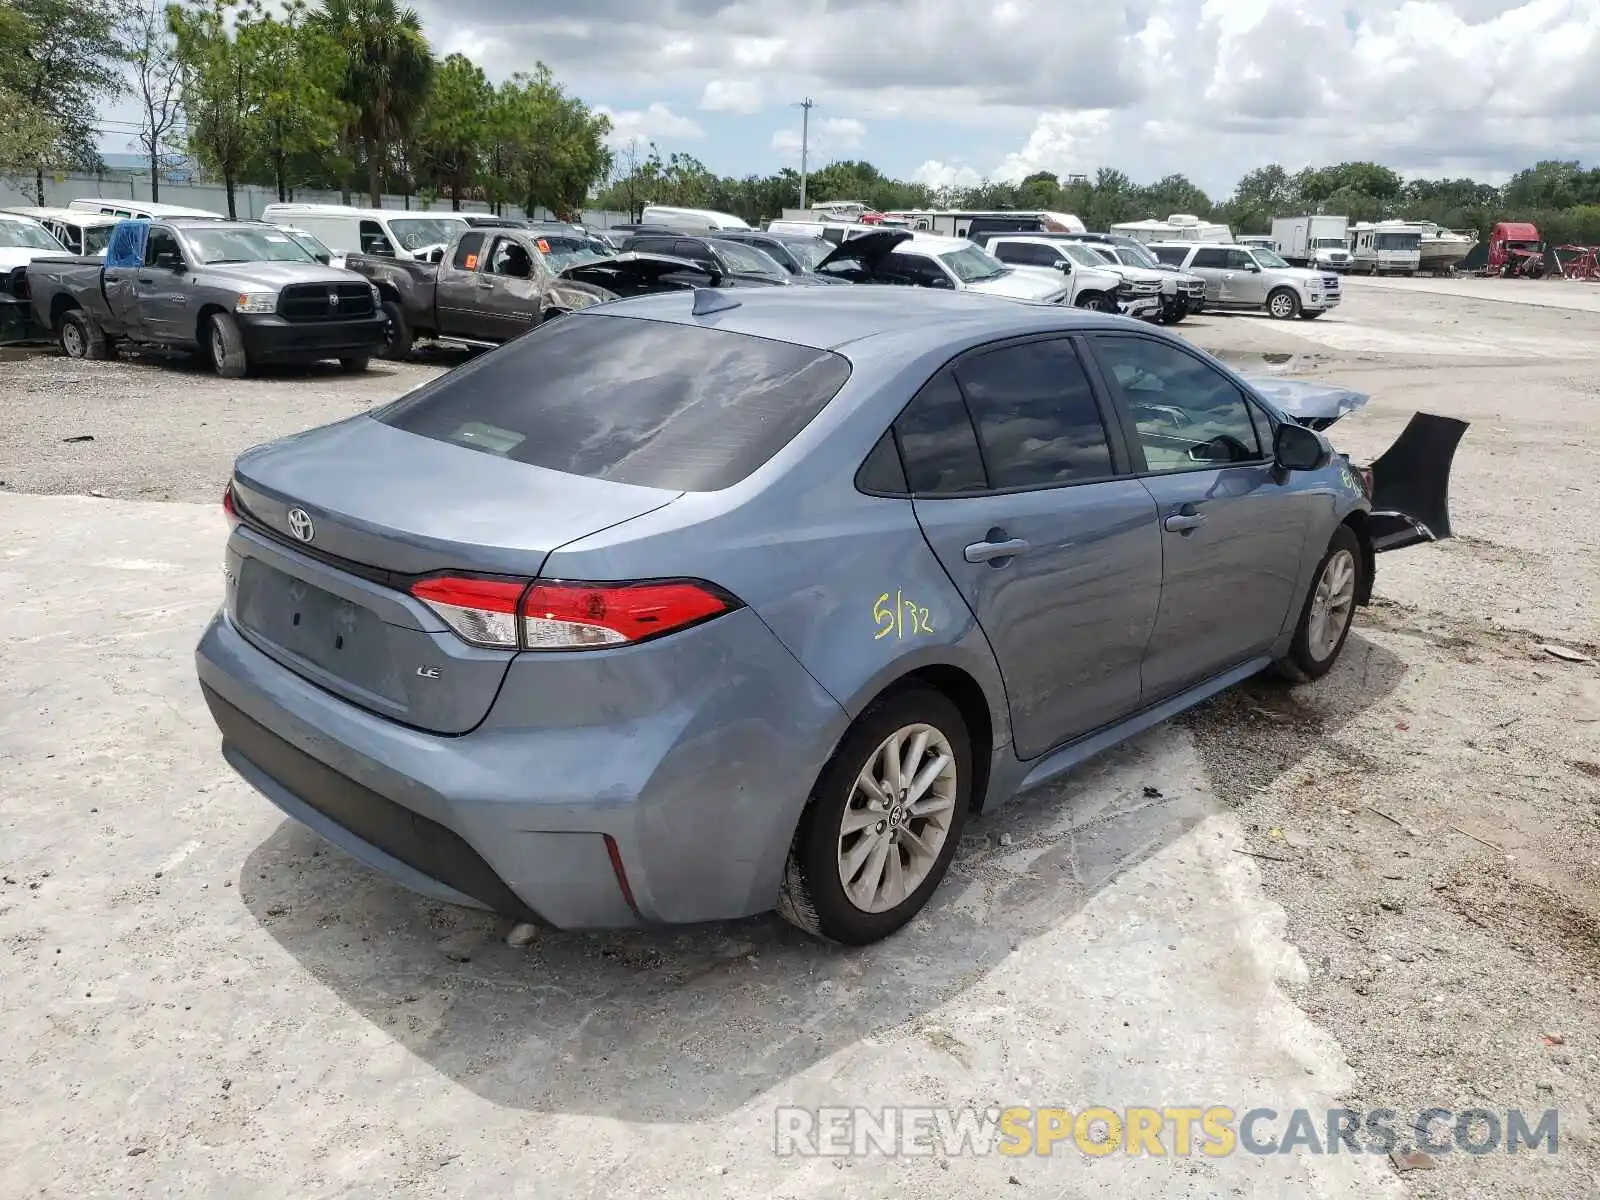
836,723,959,913
1307,548,1357,661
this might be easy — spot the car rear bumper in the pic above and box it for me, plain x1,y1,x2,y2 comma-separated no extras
195,606,848,929
237,313,387,362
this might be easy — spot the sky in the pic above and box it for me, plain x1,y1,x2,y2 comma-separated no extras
102,0,1600,201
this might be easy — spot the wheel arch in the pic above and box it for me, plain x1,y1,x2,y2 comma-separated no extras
194,302,228,347
48,292,81,330
1341,508,1376,606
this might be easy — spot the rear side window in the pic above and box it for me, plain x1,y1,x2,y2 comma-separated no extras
954,339,1114,488
451,232,485,269
894,372,986,495
378,315,852,492
1191,247,1228,268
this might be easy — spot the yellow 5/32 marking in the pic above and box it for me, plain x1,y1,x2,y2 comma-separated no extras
874,590,934,641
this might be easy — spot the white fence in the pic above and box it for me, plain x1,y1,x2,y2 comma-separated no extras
0,170,633,229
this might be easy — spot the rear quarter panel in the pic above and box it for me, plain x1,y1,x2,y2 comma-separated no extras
348,254,435,321
26,260,117,329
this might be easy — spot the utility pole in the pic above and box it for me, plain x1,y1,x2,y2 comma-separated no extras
796,97,814,210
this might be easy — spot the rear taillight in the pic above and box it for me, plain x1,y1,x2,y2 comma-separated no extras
409,576,738,651
223,484,239,527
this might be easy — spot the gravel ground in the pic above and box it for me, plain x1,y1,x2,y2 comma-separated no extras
2,282,1598,1197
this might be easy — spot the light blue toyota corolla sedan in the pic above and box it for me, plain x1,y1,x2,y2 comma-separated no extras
196,286,1465,944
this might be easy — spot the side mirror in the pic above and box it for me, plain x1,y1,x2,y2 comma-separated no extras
314,253,331,265
1057,260,1073,273
427,247,445,265
1274,421,1332,472
930,275,955,290
1246,263,1262,273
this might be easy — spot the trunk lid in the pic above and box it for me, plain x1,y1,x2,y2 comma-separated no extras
228,416,681,733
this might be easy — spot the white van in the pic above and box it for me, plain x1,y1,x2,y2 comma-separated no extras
260,202,470,263
765,219,885,245
638,205,750,233
66,197,224,221
0,206,120,256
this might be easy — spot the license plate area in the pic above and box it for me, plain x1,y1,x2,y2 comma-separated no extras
236,557,404,705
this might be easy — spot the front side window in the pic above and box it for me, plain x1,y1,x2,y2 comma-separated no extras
487,236,533,278
143,227,183,267
1090,335,1264,472
451,232,486,270
1223,249,1256,270
378,314,852,492
882,252,954,288
954,339,1114,489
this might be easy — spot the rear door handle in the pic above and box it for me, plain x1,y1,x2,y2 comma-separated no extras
475,278,495,288
964,537,1029,563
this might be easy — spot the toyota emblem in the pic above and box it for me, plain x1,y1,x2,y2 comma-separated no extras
286,508,315,542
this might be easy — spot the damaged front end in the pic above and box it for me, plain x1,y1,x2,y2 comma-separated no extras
1240,374,1470,554
0,266,51,346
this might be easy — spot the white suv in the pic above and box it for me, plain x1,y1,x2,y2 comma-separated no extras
1149,242,1340,319
816,231,1070,304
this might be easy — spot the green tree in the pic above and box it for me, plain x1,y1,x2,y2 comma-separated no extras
415,52,493,209
237,2,341,201
1,0,124,203
169,0,258,217
123,0,183,200
311,0,433,206
494,66,610,217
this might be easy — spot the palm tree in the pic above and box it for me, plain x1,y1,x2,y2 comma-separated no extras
311,0,433,205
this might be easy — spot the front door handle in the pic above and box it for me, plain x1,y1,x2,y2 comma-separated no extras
1164,505,1208,533
138,276,154,284
964,537,1030,564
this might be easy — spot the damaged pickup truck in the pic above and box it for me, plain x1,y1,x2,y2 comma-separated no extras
348,225,747,358
26,218,387,376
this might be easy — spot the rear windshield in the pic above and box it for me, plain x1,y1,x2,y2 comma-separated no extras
377,313,852,491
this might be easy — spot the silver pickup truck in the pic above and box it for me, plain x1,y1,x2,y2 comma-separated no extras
27,218,387,377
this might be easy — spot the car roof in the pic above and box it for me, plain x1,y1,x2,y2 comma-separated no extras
575,285,1131,354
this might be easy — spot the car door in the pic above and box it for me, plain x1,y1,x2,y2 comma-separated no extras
901,338,1163,759
133,225,189,342
433,231,487,338
1086,332,1312,701
1220,248,1269,305
1185,246,1230,303
476,235,542,340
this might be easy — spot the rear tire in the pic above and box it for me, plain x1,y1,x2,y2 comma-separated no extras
777,687,971,944
338,354,370,373
208,312,248,378
1267,287,1301,319
379,299,412,360
1274,524,1363,683
60,310,109,360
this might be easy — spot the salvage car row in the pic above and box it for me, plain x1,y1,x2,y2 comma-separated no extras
1,201,1225,377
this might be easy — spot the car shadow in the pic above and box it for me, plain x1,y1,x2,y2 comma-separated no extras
59,345,405,381
239,633,1405,1123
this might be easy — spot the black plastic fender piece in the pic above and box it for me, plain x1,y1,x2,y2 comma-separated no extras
1367,412,1470,552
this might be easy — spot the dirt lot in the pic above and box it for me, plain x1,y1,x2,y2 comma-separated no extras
1,281,1597,1198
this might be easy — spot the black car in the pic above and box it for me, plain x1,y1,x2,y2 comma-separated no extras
617,232,811,286
704,229,847,283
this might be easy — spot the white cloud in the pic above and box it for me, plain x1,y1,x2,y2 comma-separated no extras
404,0,1600,194
913,160,983,190
772,116,867,159
699,79,763,114
594,103,705,150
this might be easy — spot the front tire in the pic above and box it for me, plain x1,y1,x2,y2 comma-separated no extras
1267,287,1301,319
777,687,972,944
338,354,370,373
379,299,412,360
1075,290,1114,313
1274,524,1363,682
1298,309,1324,320
208,312,248,378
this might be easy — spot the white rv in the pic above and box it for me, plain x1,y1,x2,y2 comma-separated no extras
1109,213,1232,245
882,210,1086,238
260,202,469,262
1348,222,1422,275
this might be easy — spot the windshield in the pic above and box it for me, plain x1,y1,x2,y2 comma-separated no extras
781,238,832,270
1375,232,1420,250
184,226,316,264
536,234,608,271
388,216,468,252
939,243,1007,283
1107,238,1159,267
1061,243,1107,268
712,240,788,278
1252,249,1291,269
0,219,66,251
1312,237,1345,248
282,229,333,260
